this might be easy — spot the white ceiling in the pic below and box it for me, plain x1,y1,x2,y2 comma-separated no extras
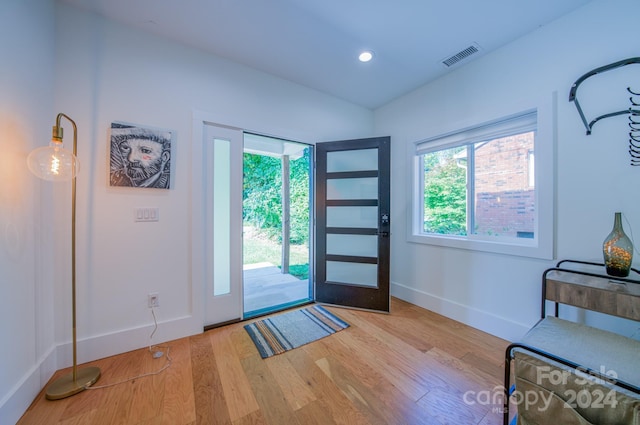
60,0,592,109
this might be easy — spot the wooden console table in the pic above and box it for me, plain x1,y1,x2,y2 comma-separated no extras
542,259,640,321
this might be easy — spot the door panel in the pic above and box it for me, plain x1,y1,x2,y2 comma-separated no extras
315,136,390,312
326,177,378,200
326,206,378,228
327,148,378,172
326,234,378,257
326,261,378,287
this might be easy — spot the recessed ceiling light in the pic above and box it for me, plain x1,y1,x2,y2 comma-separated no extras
358,50,374,63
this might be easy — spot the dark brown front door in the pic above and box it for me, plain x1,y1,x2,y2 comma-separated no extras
314,136,390,312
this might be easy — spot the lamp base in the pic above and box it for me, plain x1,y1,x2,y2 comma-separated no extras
45,366,101,400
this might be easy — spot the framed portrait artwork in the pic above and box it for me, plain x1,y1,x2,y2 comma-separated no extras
109,122,173,189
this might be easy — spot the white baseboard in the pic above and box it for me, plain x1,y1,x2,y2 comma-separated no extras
1,314,202,424
57,313,203,368
0,346,57,425
391,280,530,342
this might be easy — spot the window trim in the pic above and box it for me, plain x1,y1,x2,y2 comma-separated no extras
407,95,555,260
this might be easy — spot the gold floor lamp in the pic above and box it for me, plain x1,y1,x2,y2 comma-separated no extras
27,113,101,399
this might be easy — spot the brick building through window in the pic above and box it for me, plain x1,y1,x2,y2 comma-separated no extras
473,132,535,238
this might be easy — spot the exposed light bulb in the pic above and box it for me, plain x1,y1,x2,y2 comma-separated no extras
27,139,79,181
51,155,61,175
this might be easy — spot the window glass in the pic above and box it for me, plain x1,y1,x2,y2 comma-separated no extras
423,145,467,235
472,132,535,238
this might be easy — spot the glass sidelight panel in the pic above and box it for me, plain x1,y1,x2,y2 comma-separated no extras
327,148,378,172
212,138,231,296
326,261,378,287
327,177,378,200
326,206,377,228
200,122,243,327
327,234,377,257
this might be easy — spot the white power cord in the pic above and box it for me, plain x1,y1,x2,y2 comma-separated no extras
84,306,172,390
149,306,164,358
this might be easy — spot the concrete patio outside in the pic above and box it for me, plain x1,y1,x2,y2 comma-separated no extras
243,262,311,313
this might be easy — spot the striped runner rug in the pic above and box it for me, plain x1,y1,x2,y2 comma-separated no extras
244,305,350,358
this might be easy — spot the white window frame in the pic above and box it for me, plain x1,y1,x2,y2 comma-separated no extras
407,96,555,259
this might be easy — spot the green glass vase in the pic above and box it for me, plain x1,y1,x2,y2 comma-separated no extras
602,212,633,277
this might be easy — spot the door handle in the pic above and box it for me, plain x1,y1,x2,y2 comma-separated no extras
378,231,389,237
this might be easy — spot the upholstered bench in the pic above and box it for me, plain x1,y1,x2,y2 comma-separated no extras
503,260,640,425
507,316,640,424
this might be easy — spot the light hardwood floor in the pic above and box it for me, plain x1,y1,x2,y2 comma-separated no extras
18,298,511,425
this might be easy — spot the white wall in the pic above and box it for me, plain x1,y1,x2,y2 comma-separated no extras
0,0,58,423
50,3,373,365
376,0,640,341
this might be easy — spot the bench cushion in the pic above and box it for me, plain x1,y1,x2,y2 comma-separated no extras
513,316,640,425
519,316,640,385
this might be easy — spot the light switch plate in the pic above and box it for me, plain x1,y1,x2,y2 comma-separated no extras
135,207,159,222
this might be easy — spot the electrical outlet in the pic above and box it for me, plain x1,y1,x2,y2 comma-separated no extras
148,292,159,308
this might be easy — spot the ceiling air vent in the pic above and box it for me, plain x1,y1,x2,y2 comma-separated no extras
442,44,480,67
